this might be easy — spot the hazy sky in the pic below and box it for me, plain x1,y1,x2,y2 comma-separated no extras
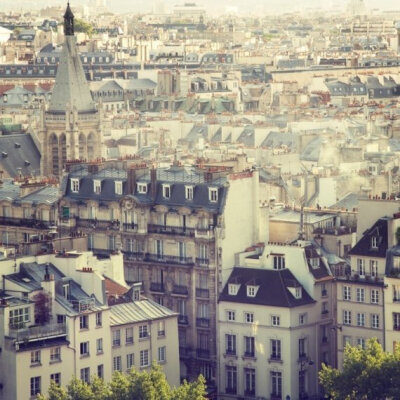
3,0,400,15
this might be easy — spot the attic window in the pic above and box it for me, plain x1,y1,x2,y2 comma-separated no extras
162,184,171,199
209,188,218,202
115,181,123,195
228,283,240,295
71,178,79,193
295,287,302,299
185,185,194,200
93,180,101,194
247,285,259,297
371,236,377,249
137,183,147,194
310,258,319,269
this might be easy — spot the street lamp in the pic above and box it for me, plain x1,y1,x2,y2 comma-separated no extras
299,359,314,400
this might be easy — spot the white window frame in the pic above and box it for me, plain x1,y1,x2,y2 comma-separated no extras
93,180,101,194
343,310,352,325
185,185,194,200
357,312,365,327
271,315,280,326
140,349,149,367
227,310,236,321
137,182,147,194
71,178,80,193
245,312,254,323
371,289,379,304
209,187,218,202
158,346,166,363
115,181,123,195
127,353,134,370
113,355,122,371
228,284,239,295
247,285,257,297
371,314,380,329
162,184,171,199
356,288,365,303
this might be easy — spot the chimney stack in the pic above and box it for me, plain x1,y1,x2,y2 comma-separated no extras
151,167,157,200
127,167,137,194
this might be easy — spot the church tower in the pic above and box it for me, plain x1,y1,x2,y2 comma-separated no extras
40,2,101,176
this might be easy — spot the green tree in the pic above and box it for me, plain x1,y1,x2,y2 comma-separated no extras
66,377,94,400
74,19,94,37
319,338,400,400
172,375,207,400
37,381,67,400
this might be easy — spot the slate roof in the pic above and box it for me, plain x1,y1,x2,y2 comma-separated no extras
260,131,296,149
349,218,388,258
0,134,41,178
304,244,332,280
219,267,315,307
109,299,177,326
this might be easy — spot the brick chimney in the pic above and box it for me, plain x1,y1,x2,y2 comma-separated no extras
151,167,157,200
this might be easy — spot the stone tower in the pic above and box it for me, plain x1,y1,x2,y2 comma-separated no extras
40,2,101,176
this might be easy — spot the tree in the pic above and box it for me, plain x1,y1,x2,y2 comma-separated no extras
319,338,400,400
38,363,208,400
73,19,94,37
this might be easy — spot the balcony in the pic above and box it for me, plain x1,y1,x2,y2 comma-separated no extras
149,282,165,293
122,251,145,261
0,216,56,230
148,224,195,237
243,351,256,359
270,394,282,400
9,323,67,346
122,222,137,232
76,218,120,231
178,315,189,325
298,353,308,362
195,227,214,239
268,355,283,363
172,285,189,295
244,389,255,397
321,310,329,317
196,348,210,359
195,258,209,268
393,297,400,303
196,288,210,298
225,349,237,357
144,253,194,266
225,387,237,395
196,317,210,328
179,346,192,358
393,324,400,331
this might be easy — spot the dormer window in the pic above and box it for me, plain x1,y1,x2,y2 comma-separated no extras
209,188,218,202
310,258,319,269
247,285,259,297
273,255,285,270
295,287,302,299
71,178,79,193
137,183,147,194
162,184,171,199
93,180,101,194
185,185,194,200
371,236,377,249
228,283,240,295
115,181,123,195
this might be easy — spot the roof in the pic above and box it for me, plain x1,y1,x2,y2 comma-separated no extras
219,267,315,307
349,218,388,258
270,210,333,225
48,35,96,114
109,299,177,326
0,134,41,178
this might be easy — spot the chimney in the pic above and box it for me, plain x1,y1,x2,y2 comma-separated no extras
151,167,157,200
42,263,55,301
127,167,137,194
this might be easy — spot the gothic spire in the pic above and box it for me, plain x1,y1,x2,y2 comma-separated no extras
64,2,74,36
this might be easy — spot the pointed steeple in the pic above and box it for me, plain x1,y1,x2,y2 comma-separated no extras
64,2,74,36
48,3,96,114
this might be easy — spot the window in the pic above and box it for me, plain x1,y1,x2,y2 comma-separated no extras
245,312,254,323
158,320,165,336
371,289,379,304
93,312,102,328
209,188,218,202
96,338,103,354
158,346,166,362
139,325,148,339
244,368,256,396
50,373,61,385
126,327,134,344
80,341,89,356
226,366,237,394
137,183,147,194
244,336,255,357
299,313,307,325
271,315,280,326
127,353,134,370
225,334,236,355
273,255,285,270
357,312,365,327
357,338,366,349
115,181,123,195
247,285,258,297
228,284,239,295
343,336,352,347
113,330,121,346
162,184,171,199
71,178,79,193
57,314,66,324
299,338,307,358
80,367,90,383
140,349,149,367
371,314,380,329
113,356,122,371
343,310,352,325
356,288,365,302
371,236,377,249
50,347,61,362
185,186,193,200
80,315,88,330
94,180,101,194
357,258,365,276
394,313,400,330
321,283,327,297
30,377,41,397
31,350,41,365
370,260,378,277
295,287,302,299
270,339,281,360
97,364,104,379
343,286,351,301
227,310,236,321
271,371,282,397
155,239,163,257
9,306,30,328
